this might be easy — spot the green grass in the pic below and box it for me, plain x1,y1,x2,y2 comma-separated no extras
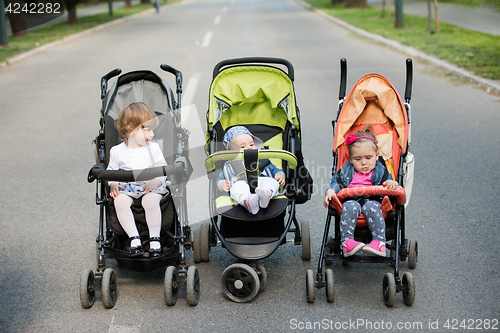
304,0,500,80
0,1,174,64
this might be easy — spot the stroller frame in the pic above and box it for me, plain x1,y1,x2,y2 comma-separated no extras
306,58,417,307
198,57,311,303
81,65,199,309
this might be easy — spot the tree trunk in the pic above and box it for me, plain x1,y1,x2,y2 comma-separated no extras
5,0,27,38
427,0,434,33
63,0,79,24
344,0,367,8
125,0,132,8
433,0,441,34
141,0,151,4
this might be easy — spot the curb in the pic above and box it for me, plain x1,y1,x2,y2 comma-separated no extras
0,7,157,69
295,0,500,95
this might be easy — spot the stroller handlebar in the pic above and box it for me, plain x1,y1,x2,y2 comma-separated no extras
88,163,185,183
212,57,294,81
205,149,298,171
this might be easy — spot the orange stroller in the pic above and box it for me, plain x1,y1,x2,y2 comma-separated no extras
306,58,417,307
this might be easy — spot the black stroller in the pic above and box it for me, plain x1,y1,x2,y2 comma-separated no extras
306,59,417,307
196,57,313,302
81,65,199,308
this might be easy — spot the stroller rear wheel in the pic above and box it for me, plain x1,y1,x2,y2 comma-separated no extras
164,266,178,306
221,263,260,303
301,220,311,261
187,266,200,306
102,268,117,309
200,222,211,262
382,273,396,307
80,269,96,309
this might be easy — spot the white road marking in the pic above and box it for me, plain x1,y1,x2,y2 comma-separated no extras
214,15,221,24
201,31,213,48
182,72,201,107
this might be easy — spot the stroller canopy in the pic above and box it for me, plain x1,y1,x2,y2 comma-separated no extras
104,70,176,120
206,65,300,144
334,73,409,178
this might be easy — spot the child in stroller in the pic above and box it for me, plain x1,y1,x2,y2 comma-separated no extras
217,126,286,214
107,102,169,258
323,125,398,257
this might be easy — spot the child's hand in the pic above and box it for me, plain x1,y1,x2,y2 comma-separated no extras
144,179,162,192
383,180,398,191
324,189,336,208
220,180,231,192
275,173,286,186
109,182,125,198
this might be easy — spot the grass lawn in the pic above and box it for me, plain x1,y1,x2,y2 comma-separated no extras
0,1,174,64
303,0,500,80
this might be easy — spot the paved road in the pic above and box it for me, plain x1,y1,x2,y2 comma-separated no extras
0,0,499,332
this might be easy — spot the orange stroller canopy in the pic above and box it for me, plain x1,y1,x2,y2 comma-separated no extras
334,73,409,179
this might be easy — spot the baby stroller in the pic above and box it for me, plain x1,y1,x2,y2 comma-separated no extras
306,58,417,307
81,65,199,308
198,57,313,302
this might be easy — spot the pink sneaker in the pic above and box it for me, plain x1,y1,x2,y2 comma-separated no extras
255,187,271,208
342,239,365,257
243,194,260,215
362,240,386,257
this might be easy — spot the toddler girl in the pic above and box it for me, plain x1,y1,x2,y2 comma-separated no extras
324,126,398,257
107,102,168,258
217,126,286,215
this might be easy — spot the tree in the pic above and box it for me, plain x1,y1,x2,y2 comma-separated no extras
5,0,27,37
63,0,79,24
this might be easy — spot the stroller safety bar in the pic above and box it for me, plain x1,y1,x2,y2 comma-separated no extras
88,162,187,183
332,185,406,207
204,149,298,172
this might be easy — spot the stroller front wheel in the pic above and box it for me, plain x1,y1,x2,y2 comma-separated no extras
164,266,178,306
221,263,260,303
102,268,117,309
402,272,415,306
79,269,96,309
325,269,334,303
382,273,396,307
306,269,315,303
187,266,200,306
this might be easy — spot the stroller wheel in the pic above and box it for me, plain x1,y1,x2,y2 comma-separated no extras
102,268,117,309
408,239,418,269
79,269,95,309
200,222,211,262
301,220,311,261
306,269,315,303
382,273,396,307
325,269,334,303
252,261,267,291
186,266,200,306
221,264,260,303
402,272,415,306
193,228,202,263
164,266,178,306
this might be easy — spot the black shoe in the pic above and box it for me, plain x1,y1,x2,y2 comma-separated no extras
129,236,144,256
148,237,163,258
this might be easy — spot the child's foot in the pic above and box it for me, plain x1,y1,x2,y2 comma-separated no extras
342,239,365,257
255,187,271,208
362,240,386,257
243,194,260,215
129,236,144,256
